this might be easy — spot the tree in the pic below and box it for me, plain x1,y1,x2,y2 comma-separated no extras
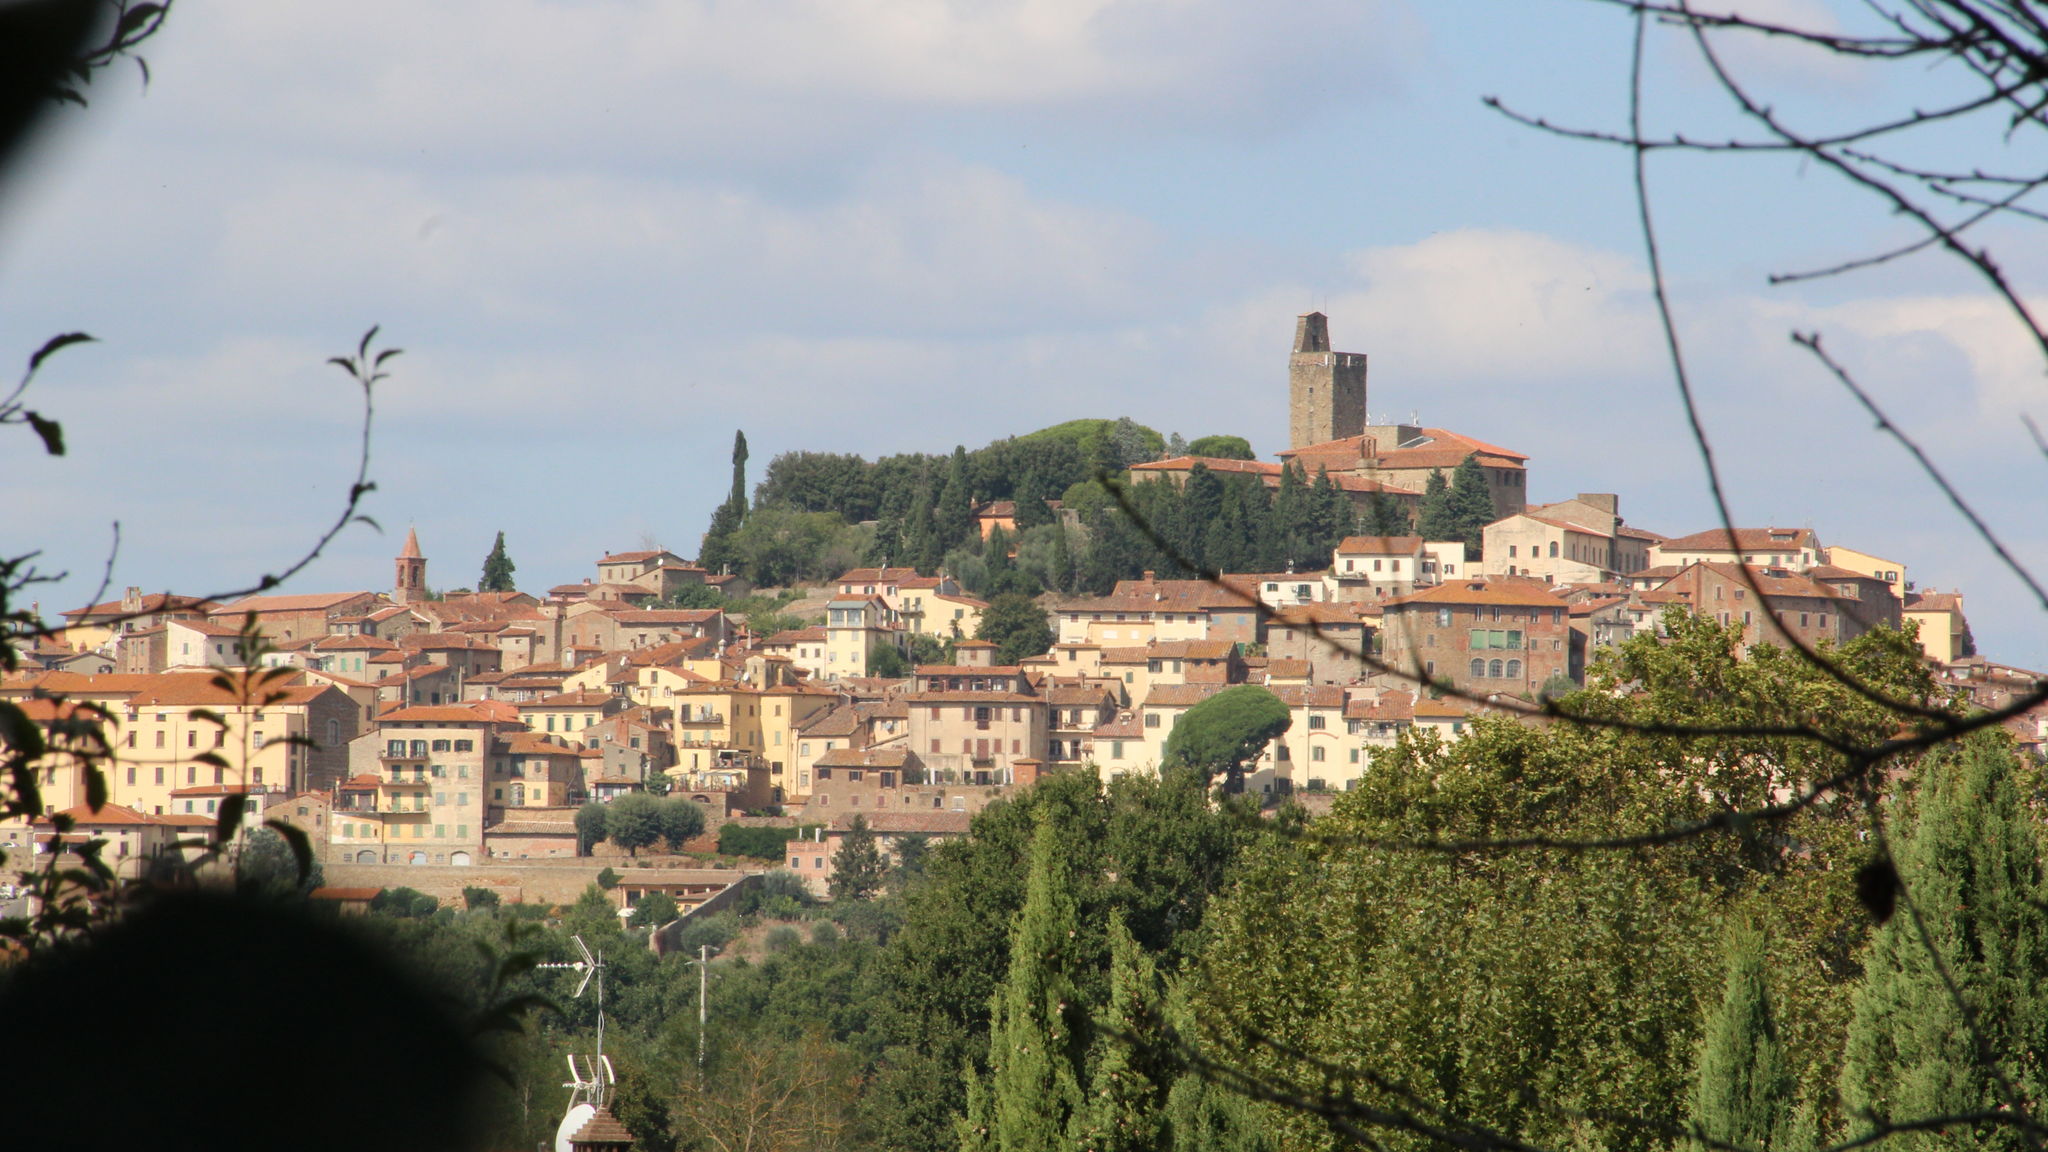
1186,434,1255,460
1446,452,1496,560
1077,917,1171,1152
982,810,1090,1152
1161,685,1291,794
370,886,439,918
1691,924,1793,1152
975,592,1053,666
1840,735,2048,1152
657,797,707,853
575,801,609,857
870,641,911,678
478,531,516,592
828,814,887,903
236,826,324,895
935,445,975,558
605,792,666,858
699,429,750,575
1416,467,1456,543
462,885,502,912
720,824,798,861
628,891,679,929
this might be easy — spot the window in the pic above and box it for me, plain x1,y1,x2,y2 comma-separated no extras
1508,545,1517,558
1110,741,1124,759
1489,659,1504,678
1506,659,1522,679
1436,608,1453,628
1470,658,1486,679
1145,713,1161,728
431,739,451,752
1311,746,1325,762
1308,715,1325,730
454,739,473,752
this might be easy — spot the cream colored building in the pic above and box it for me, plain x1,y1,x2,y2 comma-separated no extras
1823,545,1909,600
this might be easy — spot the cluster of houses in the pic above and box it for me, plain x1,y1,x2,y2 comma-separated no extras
2,312,2037,892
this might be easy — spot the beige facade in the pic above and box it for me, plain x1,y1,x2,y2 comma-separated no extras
1482,514,1615,584
1650,527,1823,573
906,665,1049,785
1823,545,1909,600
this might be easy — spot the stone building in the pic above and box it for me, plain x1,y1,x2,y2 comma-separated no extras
1289,311,1368,450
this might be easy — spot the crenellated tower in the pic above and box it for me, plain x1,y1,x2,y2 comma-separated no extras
1288,312,1368,450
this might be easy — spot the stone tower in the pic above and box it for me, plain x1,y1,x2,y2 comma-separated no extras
393,527,426,605
1288,312,1368,450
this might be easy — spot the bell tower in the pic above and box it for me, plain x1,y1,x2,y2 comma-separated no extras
393,527,427,605
1288,312,1368,450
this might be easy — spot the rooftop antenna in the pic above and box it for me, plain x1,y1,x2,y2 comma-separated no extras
541,934,613,1152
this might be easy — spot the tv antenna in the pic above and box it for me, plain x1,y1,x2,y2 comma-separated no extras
541,934,614,1152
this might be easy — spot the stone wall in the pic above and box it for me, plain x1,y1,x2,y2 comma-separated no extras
324,858,762,908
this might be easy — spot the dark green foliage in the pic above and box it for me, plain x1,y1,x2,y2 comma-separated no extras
870,641,911,678
1692,924,1793,1152
1447,451,1498,559
237,826,323,895
1187,434,1255,460
605,792,666,857
975,592,1053,665
720,822,800,861
628,891,679,928
734,869,815,917
370,886,439,918
461,885,501,912
830,815,888,903
699,430,750,574
866,768,1260,1152
595,866,622,889
1417,467,1457,543
935,446,975,559
1161,684,1292,793
479,530,515,592
723,503,867,587
1840,735,2048,1152
1357,490,1412,536
658,796,707,851
983,811,1089,1151
575,801,608,856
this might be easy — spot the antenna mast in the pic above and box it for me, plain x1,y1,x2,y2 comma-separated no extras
538,934,614,1112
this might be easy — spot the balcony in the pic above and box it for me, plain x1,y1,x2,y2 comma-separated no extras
676,711,724,726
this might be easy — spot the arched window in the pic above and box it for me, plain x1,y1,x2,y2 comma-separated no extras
1507,659,1522,679
1549,541,1559,558
1489,659,1504,678
1469,658,1486,679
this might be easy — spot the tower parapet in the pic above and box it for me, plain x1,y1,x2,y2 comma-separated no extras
1288,312,1368,450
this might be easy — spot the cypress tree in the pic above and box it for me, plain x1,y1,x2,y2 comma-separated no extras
988,810,1090,1152
829,814,888,902
478,531,516,592
699,430,750,574
1447,452,1497,560
1308,468,1351,564
1080,917,1170,1152
1049,520,1074,595
1840,735,2048,1152
1417,468,1456,543
936,446,975,557
1691,923,1792,1151
1272,464,1311,571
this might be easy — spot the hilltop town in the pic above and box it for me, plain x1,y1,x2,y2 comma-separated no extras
5,313,2041,902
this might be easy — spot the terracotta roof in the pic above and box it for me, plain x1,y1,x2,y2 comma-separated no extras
522,691,616,709
1906,592,1966,614
41,803,159,827
1264,659,1314,681
128,679,334,709
379,704,507,724
599,550,674,565
1141,683,1230,708
835,566,924,584
1269,683,1344,707
1281,428,1529,471
1345,689,1416,722
1335,535,1424,554
212,591,377,615
1093,711,1143,738
1384,581,1570,609
399,527,423,559
817,747,915,768
1270,603,1366,626
764,627,826,645
61,592,217,620
1658,527,1818,552
1131,456,1284,477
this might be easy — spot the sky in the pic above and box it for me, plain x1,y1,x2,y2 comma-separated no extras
3,0,2045,666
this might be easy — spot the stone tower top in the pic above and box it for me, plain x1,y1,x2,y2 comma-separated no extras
393,527,427,605
1294,312,1330,354
1288,313,1368,450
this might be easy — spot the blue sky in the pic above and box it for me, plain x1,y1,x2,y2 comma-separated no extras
4,0,2045,666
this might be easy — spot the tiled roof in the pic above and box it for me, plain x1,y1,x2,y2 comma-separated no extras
1141,683,1230,708
1335,535,1424,554
1384,581,1570,609
62,592,216,619
212,591,376,615
1345,690,1416,722
1658,527,1817,552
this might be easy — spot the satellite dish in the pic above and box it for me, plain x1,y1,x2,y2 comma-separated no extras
554,1103,596,1152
